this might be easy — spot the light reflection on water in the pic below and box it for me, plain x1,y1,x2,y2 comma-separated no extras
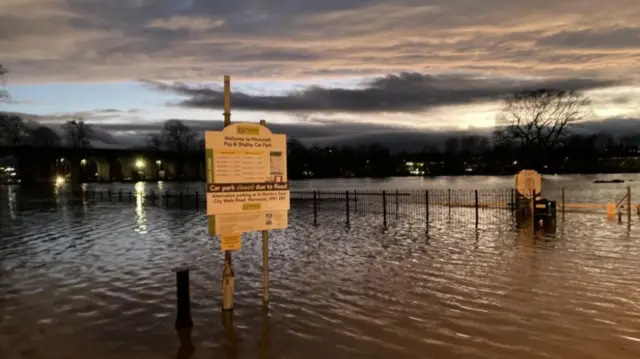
1,177,640,358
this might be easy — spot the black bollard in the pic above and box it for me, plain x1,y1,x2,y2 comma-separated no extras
195,192,199,210
175,268,194,330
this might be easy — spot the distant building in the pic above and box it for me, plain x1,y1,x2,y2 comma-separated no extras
405,161,425,176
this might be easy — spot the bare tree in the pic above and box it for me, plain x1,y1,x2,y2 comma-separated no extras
29,126,61,147
160,119,196,153
147,133,162,151
444,137,459,154
0,64,9,101
63,118,93,148
0,114,27,145
494,89,590,151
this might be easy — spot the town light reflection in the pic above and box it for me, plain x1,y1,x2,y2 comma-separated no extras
135,182,147,234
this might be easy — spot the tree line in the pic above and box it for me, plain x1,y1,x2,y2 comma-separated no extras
3,63,639,176
0,114,204,153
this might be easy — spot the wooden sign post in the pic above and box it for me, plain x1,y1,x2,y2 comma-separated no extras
205,79,289,310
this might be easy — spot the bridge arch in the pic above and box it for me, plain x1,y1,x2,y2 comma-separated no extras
80,157,110,182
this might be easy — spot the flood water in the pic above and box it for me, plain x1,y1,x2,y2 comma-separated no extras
1,175,640,358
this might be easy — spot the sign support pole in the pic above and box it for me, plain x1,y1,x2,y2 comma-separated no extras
222,75,234,311
259,119,270,308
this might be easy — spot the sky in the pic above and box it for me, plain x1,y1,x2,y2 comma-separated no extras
2,0,640,150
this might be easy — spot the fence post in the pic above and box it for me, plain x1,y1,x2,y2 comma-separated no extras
382,190,387,229
511,188,515,211
118,189,122,201
174,268,193,330
425,190,429,233
345,191,350,227
195,191,199,210
108,190,112,201
627,186,631,224
165,191,169,206
100,191,103,200
562,187,565,218
531,189,536,230
151,190,156,205
353,190,357,213
447,189,451,210
313,191,318,225
395,190,399,218
128,190,132,202
475,189,479,228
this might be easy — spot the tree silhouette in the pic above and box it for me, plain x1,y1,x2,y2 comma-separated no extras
161,119,196,153
494,89,590,152
147,133,162,151
63,119,93,148
0,114,27,145
0,64,9,101
29,126,61,147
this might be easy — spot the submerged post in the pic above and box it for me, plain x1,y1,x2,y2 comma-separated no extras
562,187,565,218
175,268,193,330
353,190,358,213
260,119,269,308
475,189,479,228
531,189,536,231
425,190,429,233
382,190,387,229
346,190,350,227
313,191,318,225
627,186,631,224
395,189,399,218
222,75,234,312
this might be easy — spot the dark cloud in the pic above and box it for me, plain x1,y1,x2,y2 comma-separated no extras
144,72,624,113
4,0,640,83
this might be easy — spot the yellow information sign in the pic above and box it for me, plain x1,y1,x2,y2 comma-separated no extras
205,123,290,235
220,234,242,251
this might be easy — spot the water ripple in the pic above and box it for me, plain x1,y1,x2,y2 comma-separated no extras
1,193,640,358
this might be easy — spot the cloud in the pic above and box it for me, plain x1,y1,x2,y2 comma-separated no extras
143,72,624,113
3,0,640,83
536,27,640,49
145,16,224,31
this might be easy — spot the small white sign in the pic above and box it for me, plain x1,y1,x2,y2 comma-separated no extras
515,169,541,199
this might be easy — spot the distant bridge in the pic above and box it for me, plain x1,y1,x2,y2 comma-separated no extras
0,146,205,184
